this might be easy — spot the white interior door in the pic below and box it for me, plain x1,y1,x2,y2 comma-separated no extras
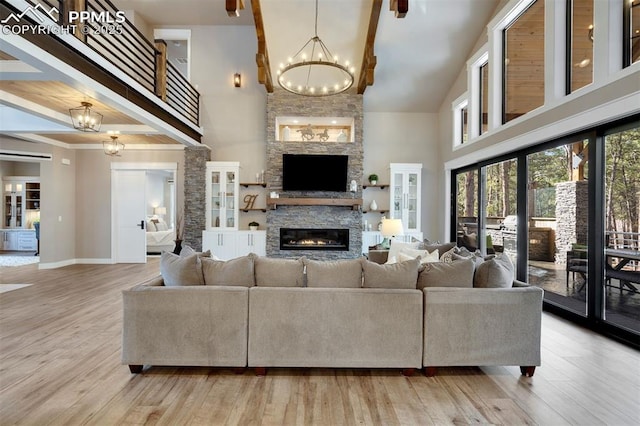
113,170,146,263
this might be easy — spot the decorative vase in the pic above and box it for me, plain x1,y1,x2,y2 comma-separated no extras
173,239,183,255
250,225,258,231
370,200,378,211
283,126,290,141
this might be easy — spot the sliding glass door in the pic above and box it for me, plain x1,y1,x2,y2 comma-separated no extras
451,118,640,343
603,126,640,333
526,139,589,316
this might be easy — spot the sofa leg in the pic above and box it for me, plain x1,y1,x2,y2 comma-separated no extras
128,365,143,374
424,367,437,377
520,366,536,377
402,368,415,377
254,367,266,376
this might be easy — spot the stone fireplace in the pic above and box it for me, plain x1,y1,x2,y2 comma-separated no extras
266,89,364,259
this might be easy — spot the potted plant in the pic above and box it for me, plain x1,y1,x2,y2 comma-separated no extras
368,174,379,185
249,221,259,231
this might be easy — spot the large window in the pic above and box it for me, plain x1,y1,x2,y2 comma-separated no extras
567,0,593,93
451,117,640,345
625,0,640,66
479,61,489,135
503,0,545,123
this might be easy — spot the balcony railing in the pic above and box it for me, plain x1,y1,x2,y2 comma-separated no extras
25,0,200,127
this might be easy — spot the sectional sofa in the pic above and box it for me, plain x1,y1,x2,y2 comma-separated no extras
122,244,543,377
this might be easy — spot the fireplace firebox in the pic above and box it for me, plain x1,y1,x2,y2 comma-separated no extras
280,228,349,251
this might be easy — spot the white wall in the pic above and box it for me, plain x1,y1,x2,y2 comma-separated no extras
363,112,440,240
74,149,184,261
177,25,268,183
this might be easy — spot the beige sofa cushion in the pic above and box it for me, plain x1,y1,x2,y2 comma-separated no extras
417,258,475,289
160,252,204,286
202,254,255,287
304,258,363,288
255,256,305,287
474,254,514,288
363,257,420,289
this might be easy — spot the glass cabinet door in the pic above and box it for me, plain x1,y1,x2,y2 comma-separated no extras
15,194,22,228
225,171,236,228
4,194,11,227
392,172,403,220
406,172,419,230
210,171,221,228
206,162,240,231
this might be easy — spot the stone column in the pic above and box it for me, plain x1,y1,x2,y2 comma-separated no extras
555,180,588,264
184,146,210,251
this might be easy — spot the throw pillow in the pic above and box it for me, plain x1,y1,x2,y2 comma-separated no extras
201,254,256,287
387,240,420,264
398,247,439,264
146,220,157,232
419,241,457,255
180,244,213,258
155,220,169,231
160,252,204,286
416,258,475,289
474,254,515,288
439,246,456,264
255,256,305,287
362,257,421,289
304,258,363,288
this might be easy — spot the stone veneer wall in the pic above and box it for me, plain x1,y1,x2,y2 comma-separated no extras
266,89,364,259
184,146,210,251
555,180,588,264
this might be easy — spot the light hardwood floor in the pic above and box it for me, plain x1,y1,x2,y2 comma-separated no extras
1,260,639,425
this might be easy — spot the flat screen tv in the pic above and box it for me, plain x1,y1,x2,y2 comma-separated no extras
282,154,348,192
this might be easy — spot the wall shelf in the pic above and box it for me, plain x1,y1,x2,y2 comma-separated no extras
240,182,267,188
241,208,267,213
362,184,388,190
362,210,388,214
267,197,363,210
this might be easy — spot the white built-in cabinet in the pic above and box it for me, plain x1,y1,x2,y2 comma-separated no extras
205,162,239,230
389,163,422,239
203,162,266,259
202,230,266,260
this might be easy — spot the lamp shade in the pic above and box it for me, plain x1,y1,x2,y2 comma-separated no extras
381,219,404,237
154,207,166,215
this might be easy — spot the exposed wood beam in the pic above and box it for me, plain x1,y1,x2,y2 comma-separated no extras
390,0,408,18
357,0,382,94
251,0,273,93
225,0,245,17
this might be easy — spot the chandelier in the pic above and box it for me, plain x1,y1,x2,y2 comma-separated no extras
103,133,124,156
277,0,355,97
69,101,103,132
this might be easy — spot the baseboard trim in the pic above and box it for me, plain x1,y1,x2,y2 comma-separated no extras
38,258,113,269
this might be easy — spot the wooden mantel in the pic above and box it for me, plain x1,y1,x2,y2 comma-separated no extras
267,197,363,210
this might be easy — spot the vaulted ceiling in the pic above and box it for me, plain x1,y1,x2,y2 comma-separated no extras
1,0,502,149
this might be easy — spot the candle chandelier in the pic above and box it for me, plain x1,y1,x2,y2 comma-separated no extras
277,0,355,97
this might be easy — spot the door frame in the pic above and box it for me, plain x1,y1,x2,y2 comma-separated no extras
110,162,178,263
